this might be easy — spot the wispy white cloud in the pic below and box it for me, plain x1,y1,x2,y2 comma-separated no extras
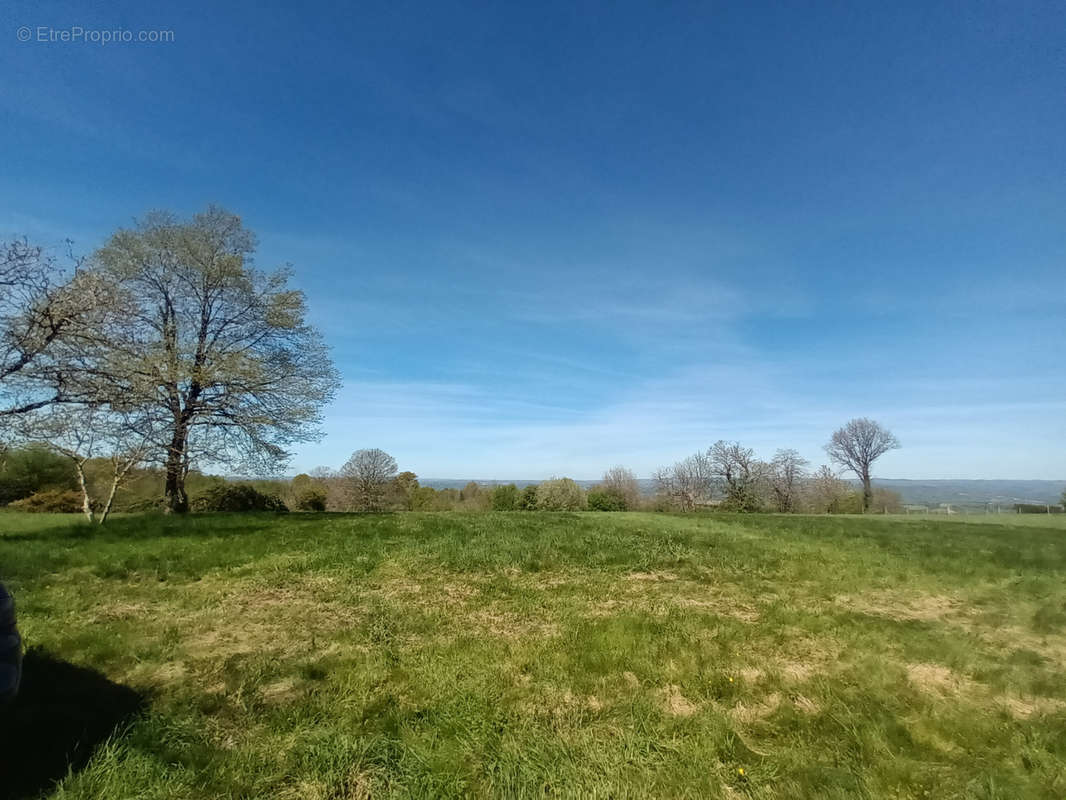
294,362,1066,480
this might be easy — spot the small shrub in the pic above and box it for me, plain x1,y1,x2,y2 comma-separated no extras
409,486,438,511
295,488,327,512
7,489,86,513
587,488,627,511
518,484,538,511
535,478,587,511
491,484,519,511
192,484,288,513
719,487,763,513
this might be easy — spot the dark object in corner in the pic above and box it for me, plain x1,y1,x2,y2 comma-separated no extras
0,648,145,800
0,583,20,705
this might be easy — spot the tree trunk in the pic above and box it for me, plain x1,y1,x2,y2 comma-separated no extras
861,470,872,513
74,460,95,523
100,475,121,525
163,426,189,514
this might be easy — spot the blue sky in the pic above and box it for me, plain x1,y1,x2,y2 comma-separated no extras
3,1,1063,479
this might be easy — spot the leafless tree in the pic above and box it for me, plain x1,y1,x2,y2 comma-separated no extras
825,418,900,512
341,448,398,511
707,440,765,511
602,465,641,509
807,465,850,513
91,207,340,513
19,404,157,523
768,448,809,513
307,465,348,511
654,451,714,511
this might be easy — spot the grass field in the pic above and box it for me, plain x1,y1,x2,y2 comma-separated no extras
2,511,1066,799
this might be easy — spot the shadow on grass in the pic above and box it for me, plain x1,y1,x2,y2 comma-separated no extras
0,648,145,800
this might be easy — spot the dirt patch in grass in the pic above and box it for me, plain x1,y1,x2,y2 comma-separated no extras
674,593,760,623
660,684,699,716
791,693,821,714
465,608,560,640
737,637,842,686
727,691,820,724
906,662,977,696
179,578,365,660
521,687,605,719
627,571,679,582
906,662,1066,719
842,589,1066,671
1000,694,1066,719
585,577,762,624
375,576,480,605
89,601,151,622
259,677,303,705
127,661,188,687
729,692,782,723
841,591,964,623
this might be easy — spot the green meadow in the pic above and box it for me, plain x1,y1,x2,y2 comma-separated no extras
3,511,1066,799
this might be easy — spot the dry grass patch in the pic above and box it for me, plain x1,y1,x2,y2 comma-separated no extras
259,677,304,705
464,608,560,640
906,662,977,697
729,692,782,723
1000,694,1066,719
905,662,1066,720
839,591,965,623
584,574,762,624
660,684,699,716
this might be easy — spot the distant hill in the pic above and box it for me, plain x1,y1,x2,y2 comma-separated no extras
421,477,1065,508
854,479,1065,509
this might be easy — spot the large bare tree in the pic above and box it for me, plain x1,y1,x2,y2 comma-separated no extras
92,207,340,513
807,464,850,513
341,448,398,511
825,418,900,512
768,448,809,513
653,451,714,511
601,465,641,510
708,440,765,511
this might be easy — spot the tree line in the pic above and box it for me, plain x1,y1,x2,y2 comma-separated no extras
266,423,902,515
1,206,906,518
654,419,902,514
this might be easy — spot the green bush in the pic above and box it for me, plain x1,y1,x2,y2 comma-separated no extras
518,485,538,510
491,484,519,511
587,488,627,511
535,478,587,511
295,488,327,511
719,487,763,513
0,445,76,505
8,489,85,513
409,486,439,511
192,484,288,513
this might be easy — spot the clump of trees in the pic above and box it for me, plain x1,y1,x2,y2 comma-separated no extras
650,419,901,514
653,452,714,511
535,478,587,511
0,208,340,520
490,484,519,511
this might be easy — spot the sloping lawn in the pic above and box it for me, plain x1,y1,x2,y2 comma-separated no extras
2,511,1065,798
